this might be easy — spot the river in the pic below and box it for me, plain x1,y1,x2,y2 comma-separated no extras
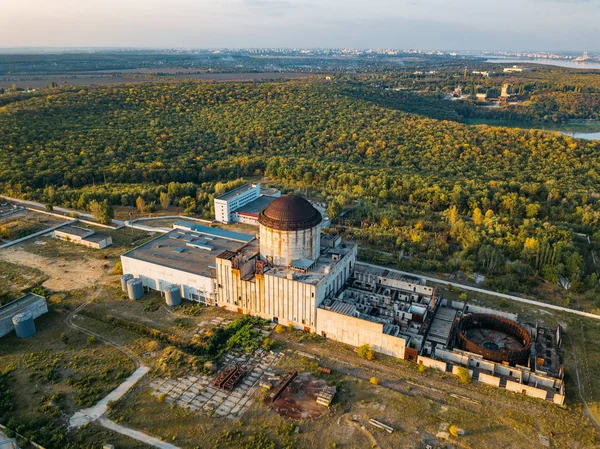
464,118,600,141
486,58,600,70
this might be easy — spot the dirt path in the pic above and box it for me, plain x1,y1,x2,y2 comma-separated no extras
64,296,180,448
0,246,110,291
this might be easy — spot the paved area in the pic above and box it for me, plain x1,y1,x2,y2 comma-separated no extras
69,365,150,428
150,349,283,419
98,417,180,449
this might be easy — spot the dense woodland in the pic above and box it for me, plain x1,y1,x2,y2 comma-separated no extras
1,75,599,307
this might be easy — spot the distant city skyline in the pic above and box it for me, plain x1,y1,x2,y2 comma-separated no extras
1,0,599,52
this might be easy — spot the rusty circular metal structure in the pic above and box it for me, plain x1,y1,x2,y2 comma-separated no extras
456,314,532,366
258,194,322,231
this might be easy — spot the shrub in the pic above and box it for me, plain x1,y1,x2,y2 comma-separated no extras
274,324,285,334
449,424,460,437
357,344,375,361
31,286,47,297
369,377,379,385
113,261,123,275
262,338,275,351
417,363,428,373
157,393,166,403
86,335,97,346
455,366,471,384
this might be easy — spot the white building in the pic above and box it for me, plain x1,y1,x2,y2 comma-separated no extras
214,183,281,225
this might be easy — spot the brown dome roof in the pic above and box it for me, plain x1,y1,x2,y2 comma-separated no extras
258,195,322,231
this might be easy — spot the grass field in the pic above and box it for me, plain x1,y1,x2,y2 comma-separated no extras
0,210,68,242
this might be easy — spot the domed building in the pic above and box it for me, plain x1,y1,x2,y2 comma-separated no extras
258,195,322,266
212,194,356,332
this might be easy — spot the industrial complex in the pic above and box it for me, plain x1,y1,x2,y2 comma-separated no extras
120,191,566,405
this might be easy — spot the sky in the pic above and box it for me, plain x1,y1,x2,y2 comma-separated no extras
0,0,598,51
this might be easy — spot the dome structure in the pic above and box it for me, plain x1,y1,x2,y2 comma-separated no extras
258,195,322,231
258,195,322,266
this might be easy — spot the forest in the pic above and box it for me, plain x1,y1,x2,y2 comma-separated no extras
0,76,599,308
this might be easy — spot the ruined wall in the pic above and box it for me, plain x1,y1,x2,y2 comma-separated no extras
505,380,548,400
478,372,501,387
417,356,447,372
316,308,406,358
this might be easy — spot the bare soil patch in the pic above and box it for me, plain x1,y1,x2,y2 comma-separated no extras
270,372,329,420
0,245,114,291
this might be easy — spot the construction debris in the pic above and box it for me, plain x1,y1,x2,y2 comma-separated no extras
369,418,394,433
316,385,337,407
318,366,332,374
212,364,245,391
269,371,298,403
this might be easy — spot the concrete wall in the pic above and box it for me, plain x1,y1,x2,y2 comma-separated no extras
316,308,406,358
259,225,320,266
463,304,518,321
121,256,215,303
505,380,549,400
451,364,474,378
263,273,317,329
417,356,447,372
468,358,496,373
478,372,501,387
216,256,319,330
316,246,356,304
436,348,470,366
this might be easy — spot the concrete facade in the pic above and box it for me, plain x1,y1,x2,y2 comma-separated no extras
215,235,356,332
259,225,320,267
316,308,406,358
121,256,215,304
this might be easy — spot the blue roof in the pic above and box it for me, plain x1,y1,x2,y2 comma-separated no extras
173,221,254,243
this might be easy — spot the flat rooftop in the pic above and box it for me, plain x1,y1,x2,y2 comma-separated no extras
57,225,94,238
0,293,45,322
234,195,277,217
266,241,356,286
173,221,255,243
84,234,110,243
215,183,256,202
123,228,256,278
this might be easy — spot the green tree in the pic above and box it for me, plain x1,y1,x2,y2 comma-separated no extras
89,199,114,225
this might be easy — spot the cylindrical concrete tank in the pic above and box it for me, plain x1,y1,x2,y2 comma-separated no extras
13,311,36,338
258,195,322,266
164,284,182,307
127,278,144,300
120,274,134,292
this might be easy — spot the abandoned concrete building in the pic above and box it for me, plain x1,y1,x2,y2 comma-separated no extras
120,193,565,404
54,225,113,249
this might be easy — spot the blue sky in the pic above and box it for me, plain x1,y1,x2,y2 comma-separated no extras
0,0,598,51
